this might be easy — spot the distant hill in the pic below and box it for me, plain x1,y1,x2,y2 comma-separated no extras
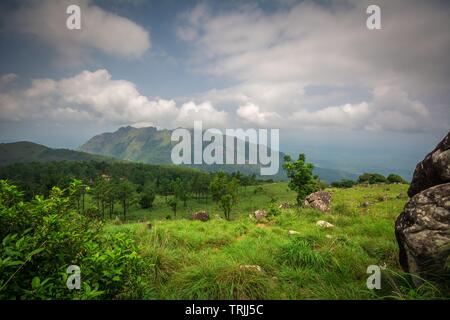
0,141,113,166
79,126,358,183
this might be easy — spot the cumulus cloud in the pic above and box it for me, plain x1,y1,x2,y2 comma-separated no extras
177,0,450,132
7,0,150,64
0,69,228,129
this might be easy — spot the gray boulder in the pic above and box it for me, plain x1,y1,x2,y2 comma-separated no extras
395,183,450,285
304,191,332,212
408,131,450,197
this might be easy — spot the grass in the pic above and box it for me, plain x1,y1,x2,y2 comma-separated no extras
103,182,449,300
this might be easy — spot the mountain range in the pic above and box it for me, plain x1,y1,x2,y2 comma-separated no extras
78,126,358,182
0,126,359,183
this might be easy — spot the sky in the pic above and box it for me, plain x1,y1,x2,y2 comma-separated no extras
0,0,449,178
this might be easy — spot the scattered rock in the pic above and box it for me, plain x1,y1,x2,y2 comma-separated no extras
254,210,267,221
288,230,299,235
239,265,263,273
360,201,371,208
304,191,332,212
279,202,293,209
408,132,450,197
192,211,209,222
376,195,388,202
395,183,450,285
316,220,334,229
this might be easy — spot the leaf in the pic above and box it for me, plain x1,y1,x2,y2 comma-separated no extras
31,276,40,289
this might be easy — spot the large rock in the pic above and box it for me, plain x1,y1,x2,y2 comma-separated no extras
304,191,332,212
408,132,450,197
192,211,209,222
395,183,450,285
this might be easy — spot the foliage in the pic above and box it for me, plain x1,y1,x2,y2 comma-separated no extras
210,172,239,220
0,180,143,299
282,154,319,206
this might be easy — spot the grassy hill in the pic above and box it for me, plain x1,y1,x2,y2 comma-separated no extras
0,141,113,166
79,126,358,183
101,182,443,299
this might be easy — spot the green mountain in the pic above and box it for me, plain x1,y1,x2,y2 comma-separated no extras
0,141,113,166
79,126,358,183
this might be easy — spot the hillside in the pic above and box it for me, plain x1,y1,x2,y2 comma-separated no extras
79,126,358,183
102,182,436,299
0,141,113,166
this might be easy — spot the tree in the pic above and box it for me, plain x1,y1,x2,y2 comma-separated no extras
282,154,319,206
331,179,357,188
358,173,387,184
172,178,189,208
168,197,178,217
139,183,156,209
387,173,406,184
116,179,137,220
210,172,239,220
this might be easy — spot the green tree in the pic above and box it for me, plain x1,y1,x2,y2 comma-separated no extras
168,197,178,217
210,172,239,220
116,179,137,221
387,173,406,184
139,183,156,209
282,154,319,206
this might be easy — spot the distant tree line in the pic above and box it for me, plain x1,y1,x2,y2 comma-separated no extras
0,161,262,220
331,172,407,188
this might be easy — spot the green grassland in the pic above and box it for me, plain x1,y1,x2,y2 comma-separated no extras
103,182,444,299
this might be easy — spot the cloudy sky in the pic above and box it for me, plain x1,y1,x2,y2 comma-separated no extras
0,0,449,176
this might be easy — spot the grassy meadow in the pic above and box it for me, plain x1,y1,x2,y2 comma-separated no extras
101,182,444,299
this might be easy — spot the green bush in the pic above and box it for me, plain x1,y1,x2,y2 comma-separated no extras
0,180,144,299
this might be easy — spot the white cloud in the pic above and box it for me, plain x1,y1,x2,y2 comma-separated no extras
8,0,150,65
0,69,228,129
177,0,450,132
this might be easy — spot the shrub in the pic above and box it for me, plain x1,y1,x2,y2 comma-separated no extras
0,180,144,299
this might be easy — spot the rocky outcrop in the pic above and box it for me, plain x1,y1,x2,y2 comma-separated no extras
395,131,450,287
192,211,209,222
408,132,450,197
304,191,332,212
395,184,450,285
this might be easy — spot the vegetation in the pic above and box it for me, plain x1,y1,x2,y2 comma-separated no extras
0,159,444,300
282,154,319,206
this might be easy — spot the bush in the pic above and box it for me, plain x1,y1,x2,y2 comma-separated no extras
387,174,406,184
331,179,357,188
358,173,387,184
0,180,144,299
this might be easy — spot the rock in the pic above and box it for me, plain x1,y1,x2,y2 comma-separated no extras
408,132,450,197
288,230,299,235
192,211,209,222
316,220,334,228
376,195,388,202
239,265,263,273
254,210,267,221
360,201,371,208
304,191,332,212
325,234,333,239
279,202,293,209
395,183,450,285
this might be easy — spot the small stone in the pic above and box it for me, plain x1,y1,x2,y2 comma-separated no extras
316,220,334,228
288,230,299,235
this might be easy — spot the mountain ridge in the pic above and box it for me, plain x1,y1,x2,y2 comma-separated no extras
78,126,359,182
